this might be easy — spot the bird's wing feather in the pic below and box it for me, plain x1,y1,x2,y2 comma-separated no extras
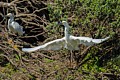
11,21,20,29
70,36,109,46
22,37,65,52
91,36,110,43
11,21,24,35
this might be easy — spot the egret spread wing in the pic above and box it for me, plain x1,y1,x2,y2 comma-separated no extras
22,37,65,52
70,36,109,46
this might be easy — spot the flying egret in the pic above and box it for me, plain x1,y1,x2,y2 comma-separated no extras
22,21,110,52
7,13,24,35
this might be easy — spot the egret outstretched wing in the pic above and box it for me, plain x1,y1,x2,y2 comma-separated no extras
22,37,65,52
70,36,110,46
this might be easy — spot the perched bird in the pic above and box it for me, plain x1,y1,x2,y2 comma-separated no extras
7,13,24,35
22,21,110,52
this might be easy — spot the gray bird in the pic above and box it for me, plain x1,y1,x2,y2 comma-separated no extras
7,13,24,35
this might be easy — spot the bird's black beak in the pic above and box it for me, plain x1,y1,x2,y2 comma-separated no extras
5,14,10,18
5,15,8,18
57,21,63,25
2,15,7,20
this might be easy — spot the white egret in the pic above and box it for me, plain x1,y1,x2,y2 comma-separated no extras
7,13,24,35
22,21,110,52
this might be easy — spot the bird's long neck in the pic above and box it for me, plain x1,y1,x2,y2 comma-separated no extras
9,16,14,23
64,23,70,42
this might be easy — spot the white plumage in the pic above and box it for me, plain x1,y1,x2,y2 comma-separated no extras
7,13,24,35
22,21,109,52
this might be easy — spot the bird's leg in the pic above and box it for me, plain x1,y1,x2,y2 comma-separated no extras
70,50,73,68
7,27,12,34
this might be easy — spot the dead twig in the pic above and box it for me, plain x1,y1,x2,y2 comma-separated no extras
0,54,18,69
